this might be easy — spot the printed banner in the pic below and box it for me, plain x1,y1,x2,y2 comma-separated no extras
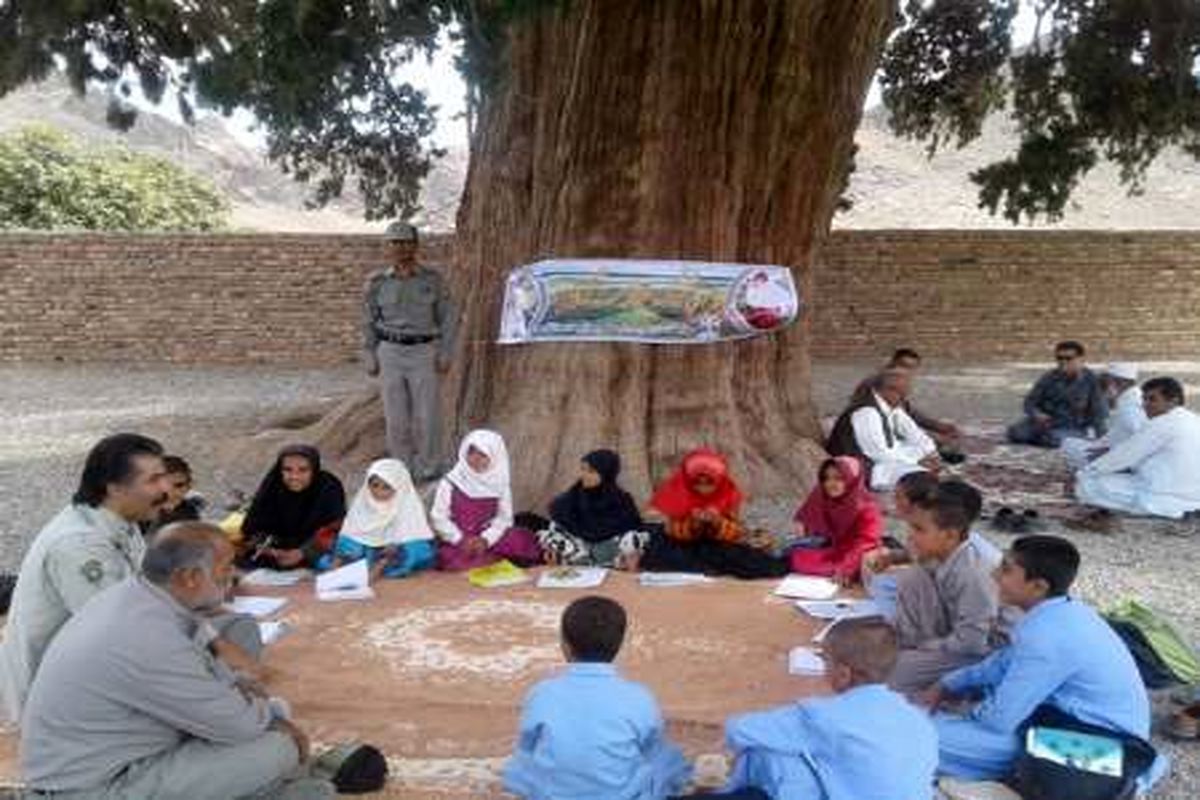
498,259,799,344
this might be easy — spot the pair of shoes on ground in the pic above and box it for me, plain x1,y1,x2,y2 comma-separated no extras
992,507,1043,533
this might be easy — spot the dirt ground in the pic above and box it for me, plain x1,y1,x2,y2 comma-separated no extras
2,358,1200,798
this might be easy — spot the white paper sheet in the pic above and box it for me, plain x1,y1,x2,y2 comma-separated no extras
795,598,881,620
772,575,839,600
315,559,373,602
638,572,716,587
537,567,608,589
241,568,310,587
258,620,292,646
788,646,826,676
226,596,289,619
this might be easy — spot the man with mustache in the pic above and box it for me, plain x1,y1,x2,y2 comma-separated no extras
0,433,172,724
20,522,333,799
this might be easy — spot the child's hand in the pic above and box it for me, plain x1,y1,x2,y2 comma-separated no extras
914,684,946,711
833,570,855,588
861,547,891,573
464,537,488,555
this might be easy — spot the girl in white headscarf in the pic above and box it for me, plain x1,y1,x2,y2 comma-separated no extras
329,459,436,580
431,429,543,571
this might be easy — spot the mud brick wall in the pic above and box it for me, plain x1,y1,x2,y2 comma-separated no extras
2,230,1197,363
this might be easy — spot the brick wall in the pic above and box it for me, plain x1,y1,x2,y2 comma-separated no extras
813,230,1200,360
1,230,1198,364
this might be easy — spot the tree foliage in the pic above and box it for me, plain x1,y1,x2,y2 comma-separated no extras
0,125,228,231
2,0,1196,224
883,0,1200,222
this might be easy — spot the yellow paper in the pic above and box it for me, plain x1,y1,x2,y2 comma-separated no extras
467,559,528,588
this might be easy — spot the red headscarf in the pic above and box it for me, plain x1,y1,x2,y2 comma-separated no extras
650,449,744,520
794,456,876,542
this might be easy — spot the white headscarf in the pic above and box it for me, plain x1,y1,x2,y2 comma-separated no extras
445,429,512,501
340,459,433,547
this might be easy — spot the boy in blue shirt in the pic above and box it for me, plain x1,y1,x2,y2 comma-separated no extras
697,616,937,800
924,535,1157,785
502,595,691,799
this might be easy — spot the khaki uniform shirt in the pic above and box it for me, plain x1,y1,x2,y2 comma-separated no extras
0,504,145,724
362,265,458,361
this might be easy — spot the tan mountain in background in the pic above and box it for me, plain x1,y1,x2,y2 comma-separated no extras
2,74,1197,232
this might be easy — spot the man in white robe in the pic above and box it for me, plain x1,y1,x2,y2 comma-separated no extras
1076,377,1200,519
848,369,939,491
1062,362,1147,469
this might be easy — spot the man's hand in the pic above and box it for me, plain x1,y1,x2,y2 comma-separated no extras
273,718,311,763
436,354,452,374
1032,412,1053,430
364,349,380,377
918,454,941,473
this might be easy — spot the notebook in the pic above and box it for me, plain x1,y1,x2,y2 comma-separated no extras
315,559,375,602
537,567,608,589
787,646,826,676
466,559,528,588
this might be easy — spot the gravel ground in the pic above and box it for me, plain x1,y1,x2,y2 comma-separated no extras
2,357,1200,797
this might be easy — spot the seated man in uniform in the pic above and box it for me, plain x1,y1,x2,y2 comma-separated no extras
20,522,333,800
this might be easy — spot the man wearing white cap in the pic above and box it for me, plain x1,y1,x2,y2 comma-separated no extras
1061,363,1147,469
1076,377,1200,520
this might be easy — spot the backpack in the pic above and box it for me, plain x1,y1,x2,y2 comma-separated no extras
1104,599,1200,685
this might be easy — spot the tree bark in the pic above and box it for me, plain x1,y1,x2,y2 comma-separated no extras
439,0,895,508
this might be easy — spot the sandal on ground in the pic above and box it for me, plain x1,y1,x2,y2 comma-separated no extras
1168,703,1200,740
1064,510,1116,533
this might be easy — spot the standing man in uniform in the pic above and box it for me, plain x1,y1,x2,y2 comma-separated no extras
0,433,171,724
363,222,459,482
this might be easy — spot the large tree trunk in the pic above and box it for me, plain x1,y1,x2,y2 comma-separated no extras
443,0,894,508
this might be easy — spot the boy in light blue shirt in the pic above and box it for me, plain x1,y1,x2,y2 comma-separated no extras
696,616,937,800
924,535,1162,790
502,595,691,800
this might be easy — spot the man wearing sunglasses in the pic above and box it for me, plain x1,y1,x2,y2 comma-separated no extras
1007,341,1108,448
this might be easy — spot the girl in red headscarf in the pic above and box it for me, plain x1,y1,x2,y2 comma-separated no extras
649,448,746,543
790,456,883,582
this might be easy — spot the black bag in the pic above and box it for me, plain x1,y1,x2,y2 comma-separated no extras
1107,619,1179,689
313,743,389,794
1012,705,1157,800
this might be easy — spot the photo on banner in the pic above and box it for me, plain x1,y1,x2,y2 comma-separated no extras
498,259,800,345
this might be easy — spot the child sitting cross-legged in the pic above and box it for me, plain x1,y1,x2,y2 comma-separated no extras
325,458,436,580
502,596,691,800
686,616,937,800
926,536,1162,791
888,483,999,695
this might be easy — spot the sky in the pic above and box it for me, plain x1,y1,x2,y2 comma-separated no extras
150,5,1044,153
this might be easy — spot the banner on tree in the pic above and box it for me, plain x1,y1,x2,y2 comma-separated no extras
498,259,799,344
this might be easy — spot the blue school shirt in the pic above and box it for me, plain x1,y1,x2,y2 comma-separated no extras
941,596,1149,738
724,683,937,800
502,662,690,800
